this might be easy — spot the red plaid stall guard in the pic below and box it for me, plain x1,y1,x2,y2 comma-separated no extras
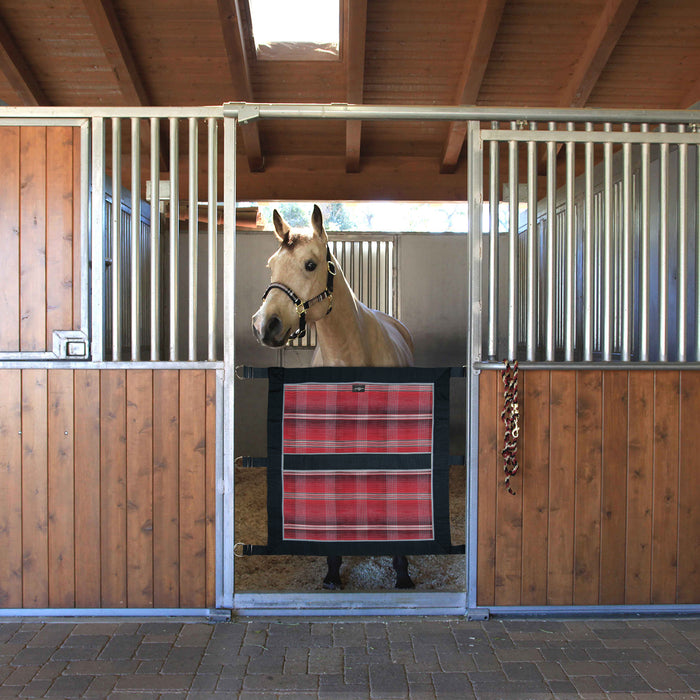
242,366,464,557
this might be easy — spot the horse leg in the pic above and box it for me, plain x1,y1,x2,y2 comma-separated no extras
392,555,415,589
323,555,343,590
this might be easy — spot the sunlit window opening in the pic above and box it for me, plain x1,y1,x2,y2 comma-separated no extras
248,0,340,60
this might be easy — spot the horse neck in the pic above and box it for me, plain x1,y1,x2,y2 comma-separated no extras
314,260,364,363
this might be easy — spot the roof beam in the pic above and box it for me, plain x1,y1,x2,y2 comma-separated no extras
345,0,368,173
82,0,150,105
536,0,639,174
440,0,506,174
217,0,264,172
558,0,639,108
0,15,48,105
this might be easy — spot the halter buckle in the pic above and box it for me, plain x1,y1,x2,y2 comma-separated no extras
327,260,337,276
294,300,306,317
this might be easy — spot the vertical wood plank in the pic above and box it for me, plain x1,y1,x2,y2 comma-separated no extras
547,371,577,605
179,370,207,607
625,371,654,604
72,129,81,328
573,371,602,605
494,370,523,606
20,127,47,352
651,371,680,603
0,127,20,351
100,370,127,607
600,371,628,604
678,371,700,603
21,370,49,607
126,370,153,607
0,370,22,607
46,127,74,339
520,371,549,605
74,370,101,607
205,370,217,608
47,370,75,607
477,371,498,606
153,370,180,607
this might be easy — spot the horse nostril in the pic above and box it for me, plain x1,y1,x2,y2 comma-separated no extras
265,315,282,338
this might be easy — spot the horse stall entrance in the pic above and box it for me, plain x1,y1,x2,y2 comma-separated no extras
0,104,699,618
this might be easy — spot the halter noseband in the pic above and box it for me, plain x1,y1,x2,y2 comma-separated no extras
261,247,337,342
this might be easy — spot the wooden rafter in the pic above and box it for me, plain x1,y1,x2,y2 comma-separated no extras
558,0,639,108
82,0,150,105
0,15,48,105
345,0,367,173
217,0,264,172
440,0,506,174
536,0,639,174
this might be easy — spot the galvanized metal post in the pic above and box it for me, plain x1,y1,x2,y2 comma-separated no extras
639,124,650,361
111,117,122,361
678,124,688,362
130,117,141,361
188,117,199,361
527,123,537,361
565,122,575,361
584,123,594,361
150,117,161,361
208,117,219,361
508,125,518,360
488,125,498,360
546,122,556,361
169,117,180,361
91,117,106,362
659,123,669,361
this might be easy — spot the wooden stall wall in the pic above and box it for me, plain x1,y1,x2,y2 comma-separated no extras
478,369,700,608
0,126,81,352
0,369,217,609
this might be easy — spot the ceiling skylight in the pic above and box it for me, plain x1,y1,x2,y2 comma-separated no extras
248,0,340,60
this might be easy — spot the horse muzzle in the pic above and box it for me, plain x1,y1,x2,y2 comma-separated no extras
252,309,292,348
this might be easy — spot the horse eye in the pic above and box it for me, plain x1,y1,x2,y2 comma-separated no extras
305,260,317,272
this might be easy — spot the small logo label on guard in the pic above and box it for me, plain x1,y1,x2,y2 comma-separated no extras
352,384,366,392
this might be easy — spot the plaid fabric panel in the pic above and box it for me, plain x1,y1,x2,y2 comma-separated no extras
282,470,434,542
283,382,434,454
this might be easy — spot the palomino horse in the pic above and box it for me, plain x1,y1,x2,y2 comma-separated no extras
252,204,416,589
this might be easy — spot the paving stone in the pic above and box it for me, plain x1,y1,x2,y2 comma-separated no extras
632,661,693,692
25,625,73,648
318,673,367,699
114,673,193,691
501,661,545,682
431,671,474,697
83,674,118,697
309,646,343,674
10,647,54,666
369,661,409,697
2,667,38,687
45,675,93,697
243,672,318,692
17,679,52,697
64,659,139,675
33,661,67,681
99,636,140,660
595,674,653,692
246,652,285,675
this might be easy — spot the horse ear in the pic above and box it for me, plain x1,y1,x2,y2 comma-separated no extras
272,209,290,244
311,204,327,242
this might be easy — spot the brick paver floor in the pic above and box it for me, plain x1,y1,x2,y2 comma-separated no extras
0,616,698,698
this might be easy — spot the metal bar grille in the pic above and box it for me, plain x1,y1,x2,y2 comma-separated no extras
99,114,223,361
482,120,700,363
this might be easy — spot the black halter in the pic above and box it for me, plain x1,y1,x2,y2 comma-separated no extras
261,247,337,341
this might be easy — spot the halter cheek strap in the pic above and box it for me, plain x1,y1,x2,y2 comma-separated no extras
261,247,337,341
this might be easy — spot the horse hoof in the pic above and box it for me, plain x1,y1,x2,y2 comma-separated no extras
395,578,415,589
323,580,341,590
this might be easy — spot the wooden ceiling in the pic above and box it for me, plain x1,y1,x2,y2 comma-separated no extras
0,0,699,201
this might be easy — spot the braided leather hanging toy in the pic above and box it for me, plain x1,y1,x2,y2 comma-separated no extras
500,360,519,495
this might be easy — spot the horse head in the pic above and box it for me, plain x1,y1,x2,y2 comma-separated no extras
252,204,336,348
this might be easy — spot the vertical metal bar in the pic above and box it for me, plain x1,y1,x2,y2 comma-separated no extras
677,124,687,362
130,117,141,361
488,124,498,360
150,117,161,361
508,125,518,360
221,116,237,608
466,120,482,613
565,122,575,361
602,123,613,361
639,125,650,361
526,123,537,361
169,118,179,360
545,122,556,361
188,118,199,361
584,123,594,360
621,123,632,361
207,117,218,361
659,123,669,362
91,117,105,362
111,117,122,361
